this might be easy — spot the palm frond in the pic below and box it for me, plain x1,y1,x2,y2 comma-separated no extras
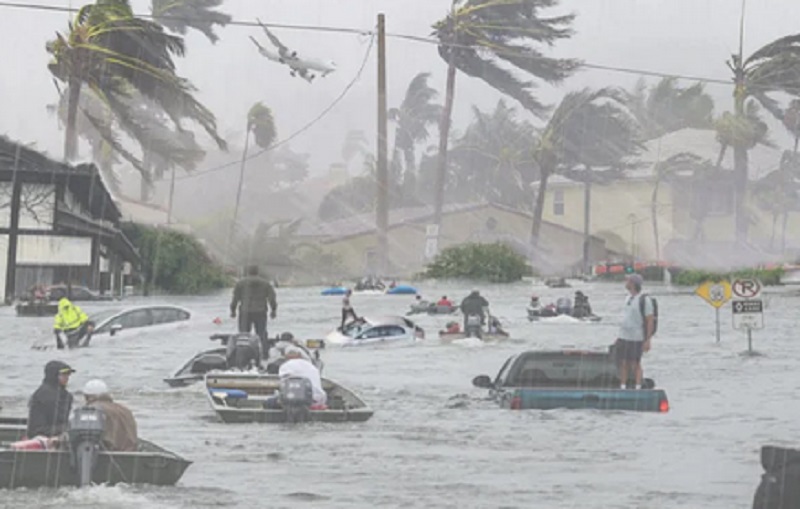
151,0,231,43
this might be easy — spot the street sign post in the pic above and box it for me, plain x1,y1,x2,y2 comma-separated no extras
732,288,764,354
695,280,732,343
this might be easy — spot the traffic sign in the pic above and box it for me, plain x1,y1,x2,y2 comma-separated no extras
732,298,764,330
732,278,762,299
695,280,732,308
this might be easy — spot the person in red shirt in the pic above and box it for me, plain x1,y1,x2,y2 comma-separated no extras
437,295,453,307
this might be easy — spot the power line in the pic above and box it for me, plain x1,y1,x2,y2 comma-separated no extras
176,32,376,181
0,0,737,86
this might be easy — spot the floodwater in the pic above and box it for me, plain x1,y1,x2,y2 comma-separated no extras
1,281,797,508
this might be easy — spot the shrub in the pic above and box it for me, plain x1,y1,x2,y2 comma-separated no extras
122,223,230,295
423,242,531,283
671,267,784,286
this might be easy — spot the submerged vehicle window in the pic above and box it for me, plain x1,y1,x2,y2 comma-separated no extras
91,309,122,324
151,307,186,324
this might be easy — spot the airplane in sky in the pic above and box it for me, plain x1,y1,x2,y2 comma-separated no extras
250,19,337,83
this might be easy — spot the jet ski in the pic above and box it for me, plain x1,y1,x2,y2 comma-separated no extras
439,313,509,343
406,302,458,316
528,295,601,323
163,333,323,387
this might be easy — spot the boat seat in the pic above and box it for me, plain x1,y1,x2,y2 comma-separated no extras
209,388,248,399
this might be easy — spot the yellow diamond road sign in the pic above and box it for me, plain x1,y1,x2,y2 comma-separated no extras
695,280,732,308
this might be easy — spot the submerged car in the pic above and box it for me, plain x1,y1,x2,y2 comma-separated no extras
325,316,424,346
472,347,669,413
46,285,115,302
91,305,192,336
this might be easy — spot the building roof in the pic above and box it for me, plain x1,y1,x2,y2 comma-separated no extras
115,195,191,233
295,201,601,243
0,136,122,221
543,128,784,187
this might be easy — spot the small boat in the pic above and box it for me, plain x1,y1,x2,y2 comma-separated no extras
527,309,602,323
407,303,458,316
439,313,509,343
0,416,191,489
205,372,374,424
321,286,349,296
163,334,324,388
439,330,510,343
325,316,424,346
386,284,417,295
472,348,669,413
15,302,59,317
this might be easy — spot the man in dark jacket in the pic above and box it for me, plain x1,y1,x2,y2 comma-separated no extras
460,290,489,327
230,266,277,352
27,360,75,438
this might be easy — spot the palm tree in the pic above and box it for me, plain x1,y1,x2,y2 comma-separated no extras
389,72,441,202
47,0,226,165
754,151,800,252
782,99,800,154
725,34,800,242
230,102,276,252
628,77,715,140
431,0,579,232
449,100,537,208
529,88,633,251
151,0,231,43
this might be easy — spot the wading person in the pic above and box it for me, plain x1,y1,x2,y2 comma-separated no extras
615,274,655,389
53,298,94,349
230,265,278,353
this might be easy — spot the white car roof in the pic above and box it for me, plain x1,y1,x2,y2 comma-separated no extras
363,316,413,327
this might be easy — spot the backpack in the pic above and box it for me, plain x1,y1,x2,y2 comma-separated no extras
639,293,658,337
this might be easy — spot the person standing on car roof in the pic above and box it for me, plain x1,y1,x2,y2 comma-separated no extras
230,265,277,353
615,274,655,389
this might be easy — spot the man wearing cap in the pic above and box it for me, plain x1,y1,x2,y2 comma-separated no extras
278,346,327,407
82,379,138,452
615,274,655,389
27,360,75,438
230,265,278,354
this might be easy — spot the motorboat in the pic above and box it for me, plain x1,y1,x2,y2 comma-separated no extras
321,286,348,296
528,294,600,322
164,333,324,387
325,316,424,346
544,277,571,288
0,413,191,489
205,372,374,424
406,302,458,316
471,347,669,412
386,284,417,295
45,284,116,302
15,301,59,317
439,313,509,343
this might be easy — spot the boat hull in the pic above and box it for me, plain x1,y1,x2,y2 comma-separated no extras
439,332,509,343
205,373,374,424
15,303,58,317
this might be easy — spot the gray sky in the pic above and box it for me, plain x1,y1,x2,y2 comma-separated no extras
0,0,798,188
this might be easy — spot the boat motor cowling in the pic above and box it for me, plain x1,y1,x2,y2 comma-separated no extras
465,314,482,339
226,333,261,370
68,406,106,487
279,376,313,423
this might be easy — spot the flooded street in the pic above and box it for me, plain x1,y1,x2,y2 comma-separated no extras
1,281,798,508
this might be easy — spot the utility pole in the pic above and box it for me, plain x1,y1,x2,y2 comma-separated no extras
376,13,389,276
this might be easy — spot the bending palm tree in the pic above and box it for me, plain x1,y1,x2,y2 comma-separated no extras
725,33,800,242
431,0,579,231
628,77,715,140
229,102,276,257
47,0,226,165
151,0,231,43
389,72,441,203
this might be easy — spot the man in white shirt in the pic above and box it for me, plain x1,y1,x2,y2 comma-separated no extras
615,274,655,389
278,347,327,406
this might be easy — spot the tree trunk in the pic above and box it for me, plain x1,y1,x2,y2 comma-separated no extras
733,77,749,244
794,135,799,154
64,80,82,162
167,166,176,225
651,180,661,261
230,127,252,262
530,168,551,251
770,212,778,250
582,177,592,274
715,143,727,168
432,52,457,237
781,211,789,253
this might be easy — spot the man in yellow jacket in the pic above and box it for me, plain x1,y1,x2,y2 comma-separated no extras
53,298,94,349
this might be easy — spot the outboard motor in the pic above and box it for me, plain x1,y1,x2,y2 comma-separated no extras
279,376,313,423
68,406,106,487
465,314,482,339
225,333,261,370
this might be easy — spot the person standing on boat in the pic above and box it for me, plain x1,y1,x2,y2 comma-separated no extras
81,379,138,452
460,290,489,328
340,289,360,330
615,274,655,389
230,265,277,353
53,298,94,349
27,361,74,439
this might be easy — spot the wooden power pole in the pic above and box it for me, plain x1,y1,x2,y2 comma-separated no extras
376,13,389,276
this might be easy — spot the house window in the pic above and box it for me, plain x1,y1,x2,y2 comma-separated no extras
553,190,565,216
